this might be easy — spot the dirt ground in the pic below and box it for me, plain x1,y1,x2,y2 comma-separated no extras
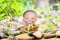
41,38,60,40
33,38,60,40
1,38,60,40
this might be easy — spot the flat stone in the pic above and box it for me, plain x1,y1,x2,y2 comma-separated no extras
1,38,8,40
15,33,33,40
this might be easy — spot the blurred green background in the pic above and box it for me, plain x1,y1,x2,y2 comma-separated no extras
0,0,60,21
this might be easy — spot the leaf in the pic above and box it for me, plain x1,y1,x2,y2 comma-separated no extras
27,24,32,34
50,25,56,33
45,23,56,33
0,0,4,3
2,3,7,10
0,14,6,21
9,13,12,21
54,16,60,23
0,13,5,16
11,3,20,13
0,15,2,21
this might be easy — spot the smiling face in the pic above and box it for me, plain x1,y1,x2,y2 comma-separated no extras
23,12,37,26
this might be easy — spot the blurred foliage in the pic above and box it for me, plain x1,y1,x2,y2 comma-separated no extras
56,3,60,10
0,0,36,21
53,3,60,10
0,0,60,24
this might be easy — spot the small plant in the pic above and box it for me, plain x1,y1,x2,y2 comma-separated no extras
27,24,32,34
8,26,13,36
27,24,38,34
42,23,56,33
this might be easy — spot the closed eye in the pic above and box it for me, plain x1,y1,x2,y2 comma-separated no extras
31,18,34,19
